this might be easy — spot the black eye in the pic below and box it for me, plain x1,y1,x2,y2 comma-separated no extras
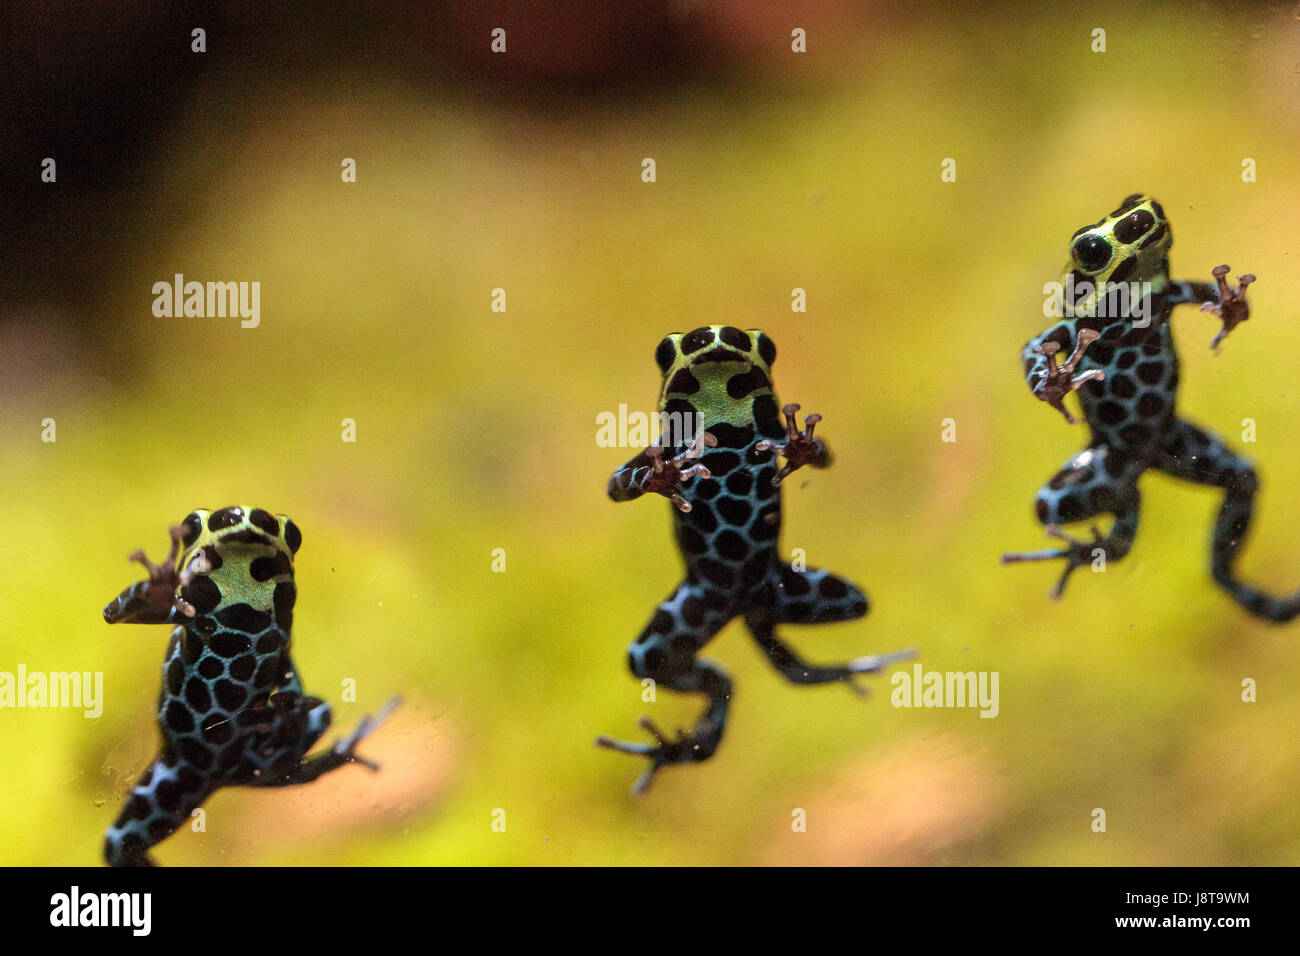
654,337,676,373
1072,234,1112,272
1113,210,1156,245
181,513,203,548
284,520,302,555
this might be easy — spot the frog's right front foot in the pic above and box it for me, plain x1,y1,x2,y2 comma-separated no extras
1201,264,1255,351
1001,524,1104,599
1033,329,1104,425
595,717,719,794
640,429,718,512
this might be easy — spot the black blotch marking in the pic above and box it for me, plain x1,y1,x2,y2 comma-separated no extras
272,583,296,629
716,496,753,526
726,471,753,496
696,558,736,589
209,631,252,658
214,679,247,711
715,530,748,561
701,450,740,478
216,603,273,634
250,509,279,535
694,478,721,501
250,553,292,582
667,368,700,395
676,525,709,556
165,700,194,733
1110,373,1137,399
1136,361,1165,385
680,328,715,354
727,367,770,400
1137,392,1166,417
687,500,718,533
200,712,233,744
1057,497,1084,524
207,507,243,532
166,657,184,696
708,423,755,449
185,677,211,712
719,326,751,350
1113,209,1155,244
183,576,221,615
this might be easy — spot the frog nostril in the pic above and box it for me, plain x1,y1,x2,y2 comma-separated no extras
1072,234,1112,272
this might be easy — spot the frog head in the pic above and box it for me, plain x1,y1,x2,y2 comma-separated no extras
1064,194,1173,320
104,506,301,626
653,326,778,438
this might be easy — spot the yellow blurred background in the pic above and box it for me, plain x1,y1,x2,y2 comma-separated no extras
2,1,1299,865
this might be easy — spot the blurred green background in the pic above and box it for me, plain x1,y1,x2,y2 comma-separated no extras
2,1,1300,865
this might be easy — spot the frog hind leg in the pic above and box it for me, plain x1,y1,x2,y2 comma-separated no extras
1157,420,1300,622
104,749,213,867
1002,444,1143,598
596,582,735,793
744,564,914,694
235,690,396,787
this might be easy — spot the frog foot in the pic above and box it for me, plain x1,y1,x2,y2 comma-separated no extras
755,403,829,486
1201,264,1255,352
1033,330,1105,425
843,647,919,697
1001,524,1105,599
330,696,401,772
642,429,717,512
595,716,712,794
108,525,203,622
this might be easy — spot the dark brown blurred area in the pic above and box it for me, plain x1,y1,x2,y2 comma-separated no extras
0,0,869,312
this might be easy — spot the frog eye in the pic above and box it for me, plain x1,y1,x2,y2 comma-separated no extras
654,336,676,373
283,520,302,555
756,332,776,367
1113,209,1156,244
1071,234,1112,272
181,512,203,549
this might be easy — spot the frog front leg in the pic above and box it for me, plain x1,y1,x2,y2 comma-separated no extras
596,583,734,793
1021,325,1105,425
755,404,831,486
607,429,717,512
1167,265,1255,351
102,525,209,625
1001,445,1144,598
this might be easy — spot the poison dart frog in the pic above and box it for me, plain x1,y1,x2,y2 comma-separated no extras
101,506,396,865
598,326,914,792
1003,194,1300,620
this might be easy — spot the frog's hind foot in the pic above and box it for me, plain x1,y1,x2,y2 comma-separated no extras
596,716,720,795
1001,524,1105,599
331,695,401,772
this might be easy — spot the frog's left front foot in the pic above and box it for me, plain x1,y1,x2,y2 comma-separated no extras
1201,264,1255,351
596,717,720,794
755,403,831,486
1001,524,1105,599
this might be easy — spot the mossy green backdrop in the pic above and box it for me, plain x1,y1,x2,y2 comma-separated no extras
2,3,1299,864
